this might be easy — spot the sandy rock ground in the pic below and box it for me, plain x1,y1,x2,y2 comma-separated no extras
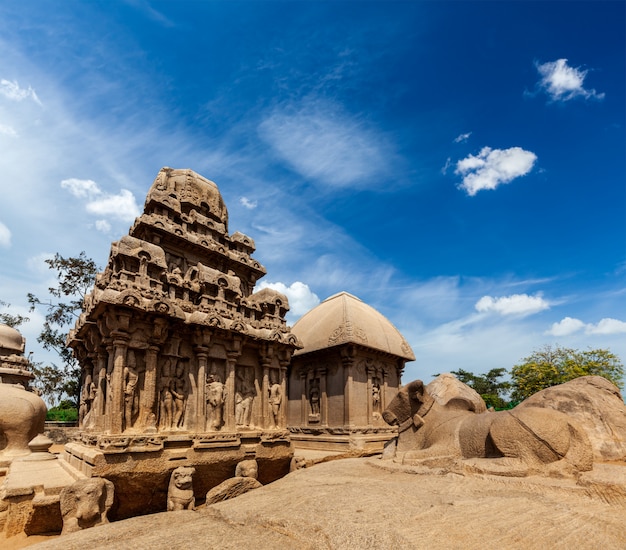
6,456,626,550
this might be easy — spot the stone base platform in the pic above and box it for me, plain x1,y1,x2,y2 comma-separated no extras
0,453,84,538
288,427,397,453
64,430,293,520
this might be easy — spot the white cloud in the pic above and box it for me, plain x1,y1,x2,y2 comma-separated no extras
586,318,626,335
546,316,585,336
61,178,102,199
0,79,42,105
536,59,604,102
0,124,17,137
454,132,471,143
455,146,537,196
86,189,140,222
0,221,11,247
259,99,394,188
257,281,320,319
95,219,112,233
475,293,550,316
240,197,257,209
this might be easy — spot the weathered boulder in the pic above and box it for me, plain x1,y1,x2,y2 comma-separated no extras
518,375,626,460
204,477,262,505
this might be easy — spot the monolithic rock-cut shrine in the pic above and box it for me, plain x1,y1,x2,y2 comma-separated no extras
0,323,36,389
288,292,415,451
65,167,300,518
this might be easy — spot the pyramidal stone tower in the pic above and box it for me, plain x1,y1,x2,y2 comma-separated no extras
66,168,300,519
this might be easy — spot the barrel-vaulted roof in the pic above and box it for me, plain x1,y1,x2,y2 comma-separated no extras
292,292,415,361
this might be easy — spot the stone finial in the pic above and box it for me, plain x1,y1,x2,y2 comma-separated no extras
167,466,196,511
60,477,115,534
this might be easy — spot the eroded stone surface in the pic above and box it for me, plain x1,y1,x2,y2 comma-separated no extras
518,375,626,460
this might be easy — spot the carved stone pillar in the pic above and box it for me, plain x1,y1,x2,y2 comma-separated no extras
94,349,107,430
278,360,288,428
382,367,389,412
341,345,356,428
194,347,209,431
319,367,328,427
260,344,273,429
224,337,242,431
108,332,129,434
138,345,159,431
366,364,374,425
300,370,307,425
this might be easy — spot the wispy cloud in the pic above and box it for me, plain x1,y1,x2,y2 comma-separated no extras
0,79,42,105
94,219,112,233
61,178,140,223
454,132,472,143
0,221,11,247
0,123,17,137
239,197,258,209
455,146,537,195
535,58,604,102
547,316,626,336
259,99,395,189
475,293,550,316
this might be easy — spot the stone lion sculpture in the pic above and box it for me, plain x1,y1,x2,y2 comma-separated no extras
167,466,196,511
382,375,593,477
60,477,115,534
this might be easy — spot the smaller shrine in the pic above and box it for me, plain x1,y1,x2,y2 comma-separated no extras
0,324,36,389
287,292,414,452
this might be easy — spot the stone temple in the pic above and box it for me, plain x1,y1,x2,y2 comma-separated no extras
65,168,300,518
287,292,415,451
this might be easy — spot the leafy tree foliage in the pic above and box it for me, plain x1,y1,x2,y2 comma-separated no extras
0,300,29,328
450,367,512,409
27,252,99,406
510,345,624,402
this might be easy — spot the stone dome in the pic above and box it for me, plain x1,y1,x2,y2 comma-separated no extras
0,323,25,355
292,292,415,360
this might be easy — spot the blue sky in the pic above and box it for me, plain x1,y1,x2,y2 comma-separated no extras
0,1,624,385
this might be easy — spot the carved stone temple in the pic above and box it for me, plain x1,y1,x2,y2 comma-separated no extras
287,292,415,452
65,168,300,519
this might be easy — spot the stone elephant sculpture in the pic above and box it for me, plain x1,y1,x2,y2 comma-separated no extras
382,375,593,477
0,384,47,459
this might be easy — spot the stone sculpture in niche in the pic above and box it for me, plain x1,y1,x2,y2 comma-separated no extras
382,375,594,477
206,374,226,430
159,359,174,430
60,478,114,534
235,376,254,428
309,382,320,416
167,466,196,511
123,351,139,431
268,380,282,429
372,381,381,413
171,360,188,429
79,373,97,427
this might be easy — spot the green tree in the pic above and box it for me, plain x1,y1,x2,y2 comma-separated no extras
510,345,624,402
0,300,29,328
27,252,99,406
449,368,512,409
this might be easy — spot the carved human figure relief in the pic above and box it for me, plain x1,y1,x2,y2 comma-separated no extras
268,380,282,428
235,375,254,428
167,466,196,511
372,380,381,412
123,350,139,430
206,374,226,430
309,382,320,415
79,372,97,427
171,360,188,429
159,359,174,430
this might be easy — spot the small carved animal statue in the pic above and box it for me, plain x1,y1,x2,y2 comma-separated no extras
60,478,115,534
167,466,196,511
382,376,593,477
